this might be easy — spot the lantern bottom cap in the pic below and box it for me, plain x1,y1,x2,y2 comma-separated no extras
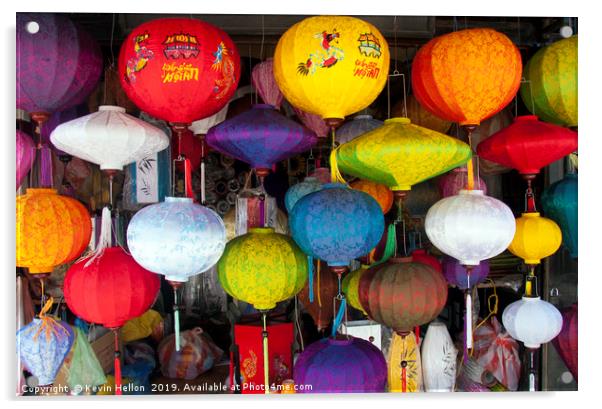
100,164,125,171
459,260,481,267
524,343,542,349
27,266,54,274
523,259,542,265
164,275,190,283
392,185,412,192
254,303,276,311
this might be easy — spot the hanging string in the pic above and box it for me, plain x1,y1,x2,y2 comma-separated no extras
113,328,122,395
331,273,346,338
465,129,475,190
308,256,314,302
294,296,304,351
261,312,270,394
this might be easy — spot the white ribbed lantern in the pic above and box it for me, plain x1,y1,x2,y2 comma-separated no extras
502,296,563,349
421,321,457,392
189,105,229,136
50,105,169,170
425,189,516,266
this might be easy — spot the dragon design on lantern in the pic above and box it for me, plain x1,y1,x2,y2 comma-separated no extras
297,30,345,76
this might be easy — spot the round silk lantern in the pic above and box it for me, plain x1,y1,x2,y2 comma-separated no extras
422,321,458,392
541,173,578,258
393,94,452,134
412,28,522,127
274,15,390,128
411,249,442,273
358,257,448,335
336,114,383,145
17,13,102,118
299,260,339,330
438,167,487,198
476,115,578,179
16,130,35,189
217,227,307,310
350,179,393,214
508,212,562,265
293,107,330,138
251,58,284,109
442,256,490,290
16,188,91,275
502,296,563,349
284,176,323,213
521,36,577,127
289,183,384,271
51,105,169,171
118,18,240,125
334,118,471,196
425,190,516,267
552,303,578,381
293,337,387,393
207,104,316,178
341,265,368,315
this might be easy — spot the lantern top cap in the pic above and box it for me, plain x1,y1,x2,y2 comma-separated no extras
458,189,485,196
521,212,541,218
165,197,194,204
98,105,126,113
353,115,374,120
252,104,276,110
514,115,539,122
26,188,57,195
322,182,348,190
326,337,354,346
303,176,319,183
249,227,275,234
521,296,541,302
388,256,413,264
384,117,411,125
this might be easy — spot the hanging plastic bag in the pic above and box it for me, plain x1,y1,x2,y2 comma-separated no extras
67,327,107,391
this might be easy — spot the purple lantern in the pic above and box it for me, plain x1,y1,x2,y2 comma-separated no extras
439,167,487,198
251,59,284,110
16,130,35,189
293,336,387,393
442,256,490,289
206,104,316,178
16,13,102,118
41,105,89,156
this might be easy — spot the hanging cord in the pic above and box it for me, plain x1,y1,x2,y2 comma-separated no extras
307,256,314,302
330,273,347,338
112,328,122,395
316,261,322,307
261,312,270,394
294,296,304,351
23,297,70,342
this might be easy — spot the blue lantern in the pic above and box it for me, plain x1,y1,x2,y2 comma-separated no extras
289,183,384,268
541,173,577,258
284,176,323,213
336,114,383,145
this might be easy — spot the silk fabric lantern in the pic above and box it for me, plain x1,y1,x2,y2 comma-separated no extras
393,94,452,134
118,18,240,125
388,331,423,393
285,176,323,213
439,167,487,198
342,265,368,315
336,114,383,145
40,105,89,157
51,105,169,171
411,249,442,273
299,259,339,330
251,58,284,109
541,173,578,258
293,107,329,138
274,15,390,128
412,28,522,126
293,337,387,393
422,321,458,392
17,130,35,189
17,188,91,275
207,104,316,178
521,36,577,127
217,227,307,310
476,115,578,178
350,179,393,214
502,296,563,349
552,303,578,380
442,256,490,290
289,183,384,270
17,13,102,116
334,118,471,194
508,212,562,265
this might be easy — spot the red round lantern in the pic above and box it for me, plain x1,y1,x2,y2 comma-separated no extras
476,115,578,177
118,18,241,125
358,257,448,335
410,249,442,273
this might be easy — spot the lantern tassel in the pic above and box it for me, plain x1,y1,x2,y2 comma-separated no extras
465,290,473,357
113,329,122,395
329,148,346,184
184,158,194,200
39,144,53,188
261,312,270,394
84,206,112,268
173,286,181,351
331,297,347,338
316,260,322,307
308,256,314,303
200,160,206,204
374,223,397,265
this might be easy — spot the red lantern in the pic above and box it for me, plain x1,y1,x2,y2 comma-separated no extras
552,303,578,381
411,249,442,273
118,18,240,126
476,115,578,178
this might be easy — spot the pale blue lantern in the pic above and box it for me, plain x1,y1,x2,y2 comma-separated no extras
336,114,383,145
284,176,323,213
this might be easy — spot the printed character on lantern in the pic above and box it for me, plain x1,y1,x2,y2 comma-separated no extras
357,33,382,58
297,30,344,75
162,33,200,59
126,33,153,83
212,42,237,99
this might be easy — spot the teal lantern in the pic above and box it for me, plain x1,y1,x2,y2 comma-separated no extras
541,173,577,258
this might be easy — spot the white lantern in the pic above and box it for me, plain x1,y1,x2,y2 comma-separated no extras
425,189,516,266
421,321,457,392
502,296,563,349
189,105,229,136
50,105,169,171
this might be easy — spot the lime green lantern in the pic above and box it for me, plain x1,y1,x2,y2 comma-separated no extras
342,265,368,315
217,227,308,311
521,36,577,127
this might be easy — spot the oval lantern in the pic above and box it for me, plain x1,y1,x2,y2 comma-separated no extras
118,18,240,125
508,212,562,265
17,188,91,275
350,179,393,214
502,296,563,349
16,130,35,189
274,15,390,128
217,227,307,310
334,118,471,195
425,190,516,266
17,13,102,118
421,321,458,392
251,58,284,109
299,259,339,330
284,176,323,213
552,303,578,381
412,28,522,126
189,104,229,136
336,114,383,145
293,107,330,138
442,256,490,290
393,94,452,134
438,167,487,198
206,104,316,178
541,173,578,258
358,257,448,335
342,265,368,315
521,36,577,127
293,337,387,393
289,183,384,272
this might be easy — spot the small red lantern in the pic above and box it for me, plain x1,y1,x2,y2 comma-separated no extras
411,249,442,273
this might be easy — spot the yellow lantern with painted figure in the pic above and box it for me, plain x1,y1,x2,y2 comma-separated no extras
508,212,562,265
273,15,390,128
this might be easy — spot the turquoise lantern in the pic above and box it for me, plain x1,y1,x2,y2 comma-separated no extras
284,176,323,213
541,173,578,258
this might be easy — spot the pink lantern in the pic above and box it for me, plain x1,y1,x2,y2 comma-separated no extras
552,303,577,381
293,107,329,138
438,167,487,197
251,58,284,109
16,130,35,189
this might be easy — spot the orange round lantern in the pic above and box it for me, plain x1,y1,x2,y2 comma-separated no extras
350,179,394,214
16,188,91,275
411,28,522,127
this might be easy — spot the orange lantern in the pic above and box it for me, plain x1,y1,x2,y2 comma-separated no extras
16,188,91,275
350,179,394,214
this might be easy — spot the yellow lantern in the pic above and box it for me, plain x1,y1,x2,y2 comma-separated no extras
350,179,393,214
508,212,562,265
274,15,390,128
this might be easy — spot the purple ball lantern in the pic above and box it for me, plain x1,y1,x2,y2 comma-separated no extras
206,104,317,179
16,130,36,189
442,256,490,289
438,167,487,198
293,336,387,393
